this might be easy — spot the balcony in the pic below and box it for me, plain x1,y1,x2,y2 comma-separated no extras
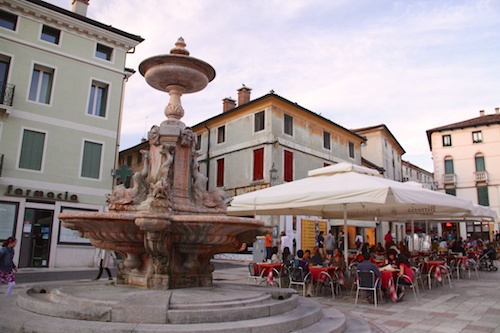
0,82,15,120
474,171,488,183
442,173,456,185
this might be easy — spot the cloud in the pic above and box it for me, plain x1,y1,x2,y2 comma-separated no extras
47,0,500,172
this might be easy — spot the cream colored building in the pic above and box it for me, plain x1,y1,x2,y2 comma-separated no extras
191,87,366,252
427,109,500,240
0,0,143,268
402,160,435,190
353,124,408,245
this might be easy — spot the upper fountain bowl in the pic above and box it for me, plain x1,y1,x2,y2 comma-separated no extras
139,37,216,94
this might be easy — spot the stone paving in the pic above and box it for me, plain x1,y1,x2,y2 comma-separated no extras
213,260,500,333
3,257,500,333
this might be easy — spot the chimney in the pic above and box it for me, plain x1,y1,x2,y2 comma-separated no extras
72,0,89,16
479,110,485,117
222,97,236,113
237,85,251,106
495,107,499,114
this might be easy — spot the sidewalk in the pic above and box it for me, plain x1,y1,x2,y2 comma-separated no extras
213,261,500,333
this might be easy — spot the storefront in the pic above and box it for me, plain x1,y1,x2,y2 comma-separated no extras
0,190,104,269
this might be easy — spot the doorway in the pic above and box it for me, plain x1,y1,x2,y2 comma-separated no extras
19,208,54,268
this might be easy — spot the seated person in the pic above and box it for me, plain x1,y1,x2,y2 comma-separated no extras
303,249,312,264
311,246,323,266
281,246,294,265
396,255,414,301
357,253,381,303
330,248,346,272
270,246,280,263
295,249,313,297
385,249,398,267
451,239,466,256
438,238,448,252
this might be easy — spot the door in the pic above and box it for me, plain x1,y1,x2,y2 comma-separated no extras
19,208,54,268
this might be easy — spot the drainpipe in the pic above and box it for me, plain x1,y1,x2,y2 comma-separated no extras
204,124,211,191
113,73,129,189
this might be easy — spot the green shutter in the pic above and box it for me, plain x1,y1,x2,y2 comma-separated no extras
444,159,454,174
81,141,102,179
19,130,45,170
477,187,489,206
475,156,485,171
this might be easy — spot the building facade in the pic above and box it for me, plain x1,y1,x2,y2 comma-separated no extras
0,0,143,268
426,109,500,240
402,160,435,190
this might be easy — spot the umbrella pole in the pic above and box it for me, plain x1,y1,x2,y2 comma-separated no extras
343,203,348,274
411,218,415,252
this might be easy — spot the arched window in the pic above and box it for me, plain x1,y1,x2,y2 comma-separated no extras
444,157,454,174
475,154,485,172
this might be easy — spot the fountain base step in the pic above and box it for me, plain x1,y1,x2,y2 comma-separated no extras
0,281,379,333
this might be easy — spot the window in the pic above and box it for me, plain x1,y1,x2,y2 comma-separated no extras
284,150,293,182
217,125,225,144
95,43,113,61
126,155,132,167
0,201,18,240
19,129,45,171
0,10,17,30
323,131,331,150
254,111,265,132
348,141,355,158
81,141,102,179
0,55,11,104
253,148,264,181
41,25,60,44
477,186,489,206
444,158,454,174
284,114,293,136
475,155,485,171
137,152,142,164
195,134,201,150
442,134,452,147
216,158,224,187
472,131,482,144
87,80,108,117
29,64,54,104
445,188,456,196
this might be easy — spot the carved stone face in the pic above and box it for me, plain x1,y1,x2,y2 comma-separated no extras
180,127,195,147
148,125,160,145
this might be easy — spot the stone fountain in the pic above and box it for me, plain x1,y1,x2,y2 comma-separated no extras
58,37,269,290
0,39,366,333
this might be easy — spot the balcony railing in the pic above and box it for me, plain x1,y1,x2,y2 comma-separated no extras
0,82,15,107
474,171,488,183
442,173,456,185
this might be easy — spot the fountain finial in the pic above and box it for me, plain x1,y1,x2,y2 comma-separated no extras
170,37,190,56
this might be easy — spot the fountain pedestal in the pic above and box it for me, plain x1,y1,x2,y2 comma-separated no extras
59,38,269,290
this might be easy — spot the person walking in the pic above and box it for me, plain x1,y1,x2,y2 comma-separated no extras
325,229,336,256
94,248,116,280
0,237,18,296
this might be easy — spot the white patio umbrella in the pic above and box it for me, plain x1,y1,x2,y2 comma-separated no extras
228,162,497,263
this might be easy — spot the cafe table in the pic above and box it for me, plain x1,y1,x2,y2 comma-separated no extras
379,266,399,302
309,266,344,285
423,260,446,285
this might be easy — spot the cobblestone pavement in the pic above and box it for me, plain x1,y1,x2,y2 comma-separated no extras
213,260,500,333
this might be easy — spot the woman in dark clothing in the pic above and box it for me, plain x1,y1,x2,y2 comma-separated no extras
0,237,18,296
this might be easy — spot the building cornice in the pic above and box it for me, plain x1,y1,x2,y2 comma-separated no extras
1,0,144,50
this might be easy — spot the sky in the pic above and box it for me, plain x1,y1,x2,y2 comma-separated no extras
47,0,500,172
